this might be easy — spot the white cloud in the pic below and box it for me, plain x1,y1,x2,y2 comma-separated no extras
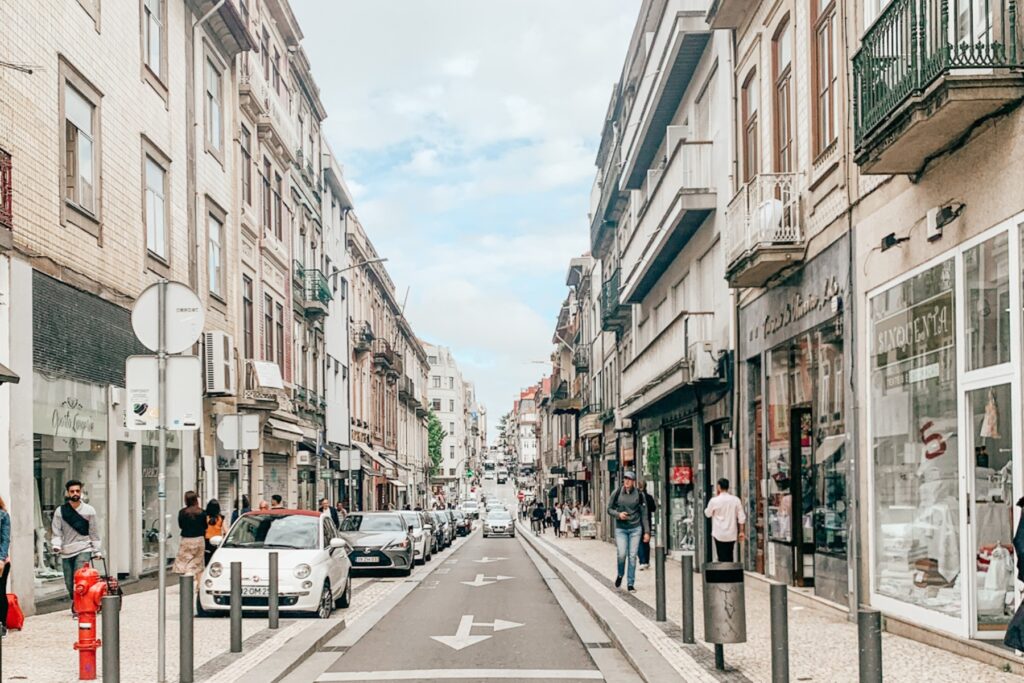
441,55,479,78
401,148,443,176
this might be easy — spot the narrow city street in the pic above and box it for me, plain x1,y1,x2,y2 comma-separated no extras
284,481,640,683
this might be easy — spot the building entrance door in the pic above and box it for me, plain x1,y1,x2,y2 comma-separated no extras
790,406,814,587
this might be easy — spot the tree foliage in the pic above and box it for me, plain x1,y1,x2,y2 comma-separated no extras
427,410,447,476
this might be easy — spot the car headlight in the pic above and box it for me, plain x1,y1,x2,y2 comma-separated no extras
386,537,410,550
293,564,312,579
208,562,223,578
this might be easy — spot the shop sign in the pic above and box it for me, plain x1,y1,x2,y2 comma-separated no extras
33,373,108,441
872,291,954,370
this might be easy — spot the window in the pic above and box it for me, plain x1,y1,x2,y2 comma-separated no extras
262,158,272,230
261,29,270,79
0,148,10,231
275,303,284,367
741,71,758,183
449,445,455,458
428,355,437,364
141,0,167,88
272,48,281,94
207,211,224,297
431,398,442,411
204,57,223,157
449,399,455,412
773,18,793,173
240,125,252,206
242,276,254,359
449,467,456,476
273,172,283,239
449,422,455,434
448,377,455,389
264,294,274,361
432,376,441,388
62,69,101,230
143,148,168,262
813,0,838,156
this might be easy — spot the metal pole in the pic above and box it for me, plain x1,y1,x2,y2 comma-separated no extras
179,575,194,683
237,411,243,521
268,552,279,629
230,561,242,653
655,540,666,621
681,553,695,644
655,431,667,622
157,278,168,682
714,643,725,671
101,594,120,683
770,582,789,683
858,608,883,683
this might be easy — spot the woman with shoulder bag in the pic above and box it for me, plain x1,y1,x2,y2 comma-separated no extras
0,495,11,636
204,499,225,566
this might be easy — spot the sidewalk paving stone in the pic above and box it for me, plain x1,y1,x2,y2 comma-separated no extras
527,527,1023,683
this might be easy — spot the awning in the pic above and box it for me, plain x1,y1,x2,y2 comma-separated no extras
387,478,402,487
266,417,302,442
0,361,19,385
815,434,847,466
354,441,393,473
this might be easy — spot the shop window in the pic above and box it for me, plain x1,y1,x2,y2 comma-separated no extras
871,259,959,616
667,425,695,552
964,232,1011,370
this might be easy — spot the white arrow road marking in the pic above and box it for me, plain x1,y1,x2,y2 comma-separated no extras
430,615,524,651
461,574,515,587
473,556,507,564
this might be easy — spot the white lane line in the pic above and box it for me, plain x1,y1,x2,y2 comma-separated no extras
317,669,604,680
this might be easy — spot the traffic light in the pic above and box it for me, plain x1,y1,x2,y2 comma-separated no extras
465,469,473,478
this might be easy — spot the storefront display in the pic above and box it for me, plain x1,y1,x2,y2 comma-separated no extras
667,425,695,552
141,432,181,574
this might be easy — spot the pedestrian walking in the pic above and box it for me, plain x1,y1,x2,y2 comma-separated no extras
336,501,348,519
204,499,225,566
0,495,11,637
320,498,340,527
637,481,657,570
173,491,206,576
230,495,250,524
544,505,553,531
51,480,103,613
560,504,572,538
270,494,284,509
531,501,546,534
704,478,745,562
571,503,581,538
607,471,649,592
257,499,270,511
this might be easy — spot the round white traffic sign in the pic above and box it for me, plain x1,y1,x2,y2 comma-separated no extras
131,281,205,354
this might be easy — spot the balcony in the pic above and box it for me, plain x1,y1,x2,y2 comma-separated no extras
353,321,374,353
292,259,305,286
238,54,267,120
398,376,415,403
601,268,631,333
854,0,1024,175
706,0,749,29
302,268,332,318
372,338,397,374
724,173,804,288
621,138,715,303
573,342,591,372
257,85,297,165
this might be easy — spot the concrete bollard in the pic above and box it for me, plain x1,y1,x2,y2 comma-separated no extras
858,608,883,683
269,552,280,630
230,562,242,653
770,582,789,683
681,553,695,644
101,594,120,683
179,575,194,683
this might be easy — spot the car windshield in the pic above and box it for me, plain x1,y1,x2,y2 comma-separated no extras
401,512,422,529
223,514,318,549
340,514,405,532
489,511,512,520
463,501,478,508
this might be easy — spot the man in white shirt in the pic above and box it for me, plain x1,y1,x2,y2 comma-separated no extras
704,478,745,562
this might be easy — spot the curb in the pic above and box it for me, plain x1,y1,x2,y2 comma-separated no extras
517,522,685,683
232,617,348,683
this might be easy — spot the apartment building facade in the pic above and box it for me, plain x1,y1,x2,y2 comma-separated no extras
424,343,468,500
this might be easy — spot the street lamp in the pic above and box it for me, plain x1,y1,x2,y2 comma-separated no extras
327,257,388,282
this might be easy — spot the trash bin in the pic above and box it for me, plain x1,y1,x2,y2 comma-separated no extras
702,562,746,644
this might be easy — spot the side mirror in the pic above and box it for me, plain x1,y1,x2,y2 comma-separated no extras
210,535,224,547
329,537,346,549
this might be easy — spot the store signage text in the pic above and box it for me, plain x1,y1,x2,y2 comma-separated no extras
873,292,954,369
749,275,844,344
52,397,97,438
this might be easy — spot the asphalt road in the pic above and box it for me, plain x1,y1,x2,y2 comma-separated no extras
289,480,639,682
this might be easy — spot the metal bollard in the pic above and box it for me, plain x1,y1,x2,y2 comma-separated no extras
268,552,280,630
655,542,666,621
101,594,120,683
769,582,789,683
681,553,695,644
179,575,194,683
858,608,883,683
230,562,242,653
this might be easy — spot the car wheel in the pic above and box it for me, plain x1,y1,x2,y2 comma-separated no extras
315,581,334,619
483,532,488,538
335,577,352,609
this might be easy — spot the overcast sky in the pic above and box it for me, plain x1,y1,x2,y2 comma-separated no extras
291,0,641,443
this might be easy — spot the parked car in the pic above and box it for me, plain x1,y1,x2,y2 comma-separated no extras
431,510,453,547
460,500,480,519
400,511,432,565
483,509,515,538
338,512,415,576
426,511,445,553
484,471,495,480
453,509,472,536
199,510,352,619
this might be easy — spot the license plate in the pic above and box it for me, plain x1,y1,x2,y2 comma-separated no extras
241,586,268,597
355,556,379,564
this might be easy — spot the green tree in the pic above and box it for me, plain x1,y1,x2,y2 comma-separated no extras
427,410,447,476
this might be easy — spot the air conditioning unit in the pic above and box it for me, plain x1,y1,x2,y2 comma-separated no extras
204,331,236,395
688,340,720,382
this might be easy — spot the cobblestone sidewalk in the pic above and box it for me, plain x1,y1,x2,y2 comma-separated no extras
526,526,1022,683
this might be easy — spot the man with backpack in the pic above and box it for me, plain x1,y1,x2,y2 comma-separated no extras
607,471,649,592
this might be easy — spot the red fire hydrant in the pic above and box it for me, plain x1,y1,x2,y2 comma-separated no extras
72,563,108,680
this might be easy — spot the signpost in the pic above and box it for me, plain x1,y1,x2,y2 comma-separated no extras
129,280,204,683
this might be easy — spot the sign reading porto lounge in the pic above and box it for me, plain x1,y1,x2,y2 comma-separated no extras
32,371,108,441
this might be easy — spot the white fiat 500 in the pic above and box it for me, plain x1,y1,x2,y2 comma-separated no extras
198,510,352,619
